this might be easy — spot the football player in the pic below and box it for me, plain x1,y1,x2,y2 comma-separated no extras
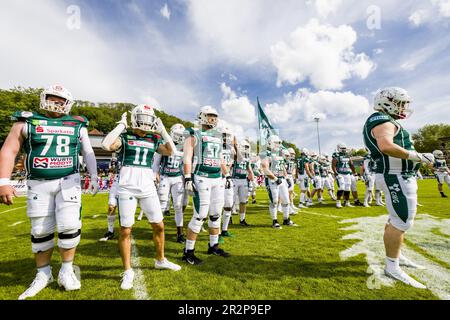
99,158,120,241
309,152,323,204
321,154,337,201
102,105,181,290
363,87,434,288
152,124,187,243
285,148,299,214
332,143,358,208
231,139,255,227
0,85,99,299
220,124,236,240
296,148,313,207
249,153,261,204
182,106,231,265
361,152,376,207
260,135,297,229
432,150,450,197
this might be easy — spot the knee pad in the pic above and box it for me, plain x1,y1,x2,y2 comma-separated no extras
57,229,81,249
208,214,221,229
31,233,55,253
223,209,232,217
188,216,205,234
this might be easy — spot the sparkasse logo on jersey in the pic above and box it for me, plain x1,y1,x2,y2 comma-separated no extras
128,140,155,149
36,126,75,135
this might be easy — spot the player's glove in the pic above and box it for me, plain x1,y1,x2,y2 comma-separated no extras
184,177,196,193
408,151,434,165
88,177,99,196
225,176,232,189
117,112,128,129
287,179,292,189
275,177,283,185
153,117,165,134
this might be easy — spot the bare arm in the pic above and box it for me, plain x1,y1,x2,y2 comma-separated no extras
183,136,195,177
372,122,409,159
157,141,174,157
261,159,276,180
247,164,255,181
332,158,338,175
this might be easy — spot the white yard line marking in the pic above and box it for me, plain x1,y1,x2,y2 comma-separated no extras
339,214,450,300
131,237,150,300
92,215,100,219
301,210,341,219
8,221,24,227
0,206,26,215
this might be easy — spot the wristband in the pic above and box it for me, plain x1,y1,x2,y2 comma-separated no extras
0,178,11,186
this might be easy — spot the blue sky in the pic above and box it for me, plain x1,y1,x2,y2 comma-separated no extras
1,0,449,153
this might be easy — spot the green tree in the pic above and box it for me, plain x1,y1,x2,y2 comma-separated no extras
412,124,450,153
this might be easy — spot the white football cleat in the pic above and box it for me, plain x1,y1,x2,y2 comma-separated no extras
155,258,182,271
18,271,54,300
298,203,306,208
400,255,426,270
336,201,342,209
58,269,81,291
344,201,354,207
384,268,426,289
363,202,370,207
120,269,135,290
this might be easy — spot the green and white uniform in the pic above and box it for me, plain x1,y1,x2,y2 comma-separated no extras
285,160,295,191
311,160,323,190
222,147,235,208
117,131,164,227
296,155,311,191
363,154,376,191
260,151,290,220
12,111,90,253
154,144,185,227
333,152,352,192
232,158,250,204
434,159,450,186
186,128,225,233
363,112,420,231
320,162,333,191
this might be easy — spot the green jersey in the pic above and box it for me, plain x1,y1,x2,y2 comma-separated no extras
260,151,285,178
332,152,352,175
319,163,329,177
232,159,250,179
312,160,320,176
251,162,261,177
363,112,418,175
286,160,295,175
188,128,223,179
13,111,88,180
296,156,310,175
160,146,183,177
434,159,448,173
119,131,162,169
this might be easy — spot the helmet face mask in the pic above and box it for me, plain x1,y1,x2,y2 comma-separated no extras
131,105,158,132
40,85,74,115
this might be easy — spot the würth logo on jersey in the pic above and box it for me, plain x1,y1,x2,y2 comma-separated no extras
36,126,75,135
33,157,49,168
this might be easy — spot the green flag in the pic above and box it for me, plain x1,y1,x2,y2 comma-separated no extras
257,97,278,153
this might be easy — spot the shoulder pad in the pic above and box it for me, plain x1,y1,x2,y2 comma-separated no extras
11,111,35,121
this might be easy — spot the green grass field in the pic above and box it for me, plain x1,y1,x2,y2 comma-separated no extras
0,179,449,300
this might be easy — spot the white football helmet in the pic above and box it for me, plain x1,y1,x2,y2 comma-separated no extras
267,135,282,152
337,143,347,154
301,148,309,157
374,87,412,120
131,105,158,132
40,85,75,115
239,139,251,159
432,150,444,160
288,148,296,159
198,106,219,128
170,124,186,145
282,148,291,160
310,151,318,160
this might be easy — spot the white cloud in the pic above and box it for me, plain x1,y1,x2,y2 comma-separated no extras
271,19,375,90
160,3,171,20
409,10,429,26
409,0,450,26
314,0,343,18
220,83,256,125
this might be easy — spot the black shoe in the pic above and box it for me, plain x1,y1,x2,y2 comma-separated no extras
182,249,203,265
283,218,298,226
99,231,114,241
163,210,171,217
441,193,448,198
207,244,231,257
252,200,257,204
354,200,363,206
176,234,186,243
272,220,282,229
240,219,250,226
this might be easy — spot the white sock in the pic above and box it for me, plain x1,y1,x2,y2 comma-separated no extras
37,265,51,277
209,235,219,247
107,215,115,233
185,239,195,251
385,256,400,271
300,193,305,204
222,210,231,231
61,260,73,273
240,213,245,221
282,204,290,220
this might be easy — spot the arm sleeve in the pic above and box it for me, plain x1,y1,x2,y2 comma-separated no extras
152,153,162,175
102,123,126,151
80,127,98,178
